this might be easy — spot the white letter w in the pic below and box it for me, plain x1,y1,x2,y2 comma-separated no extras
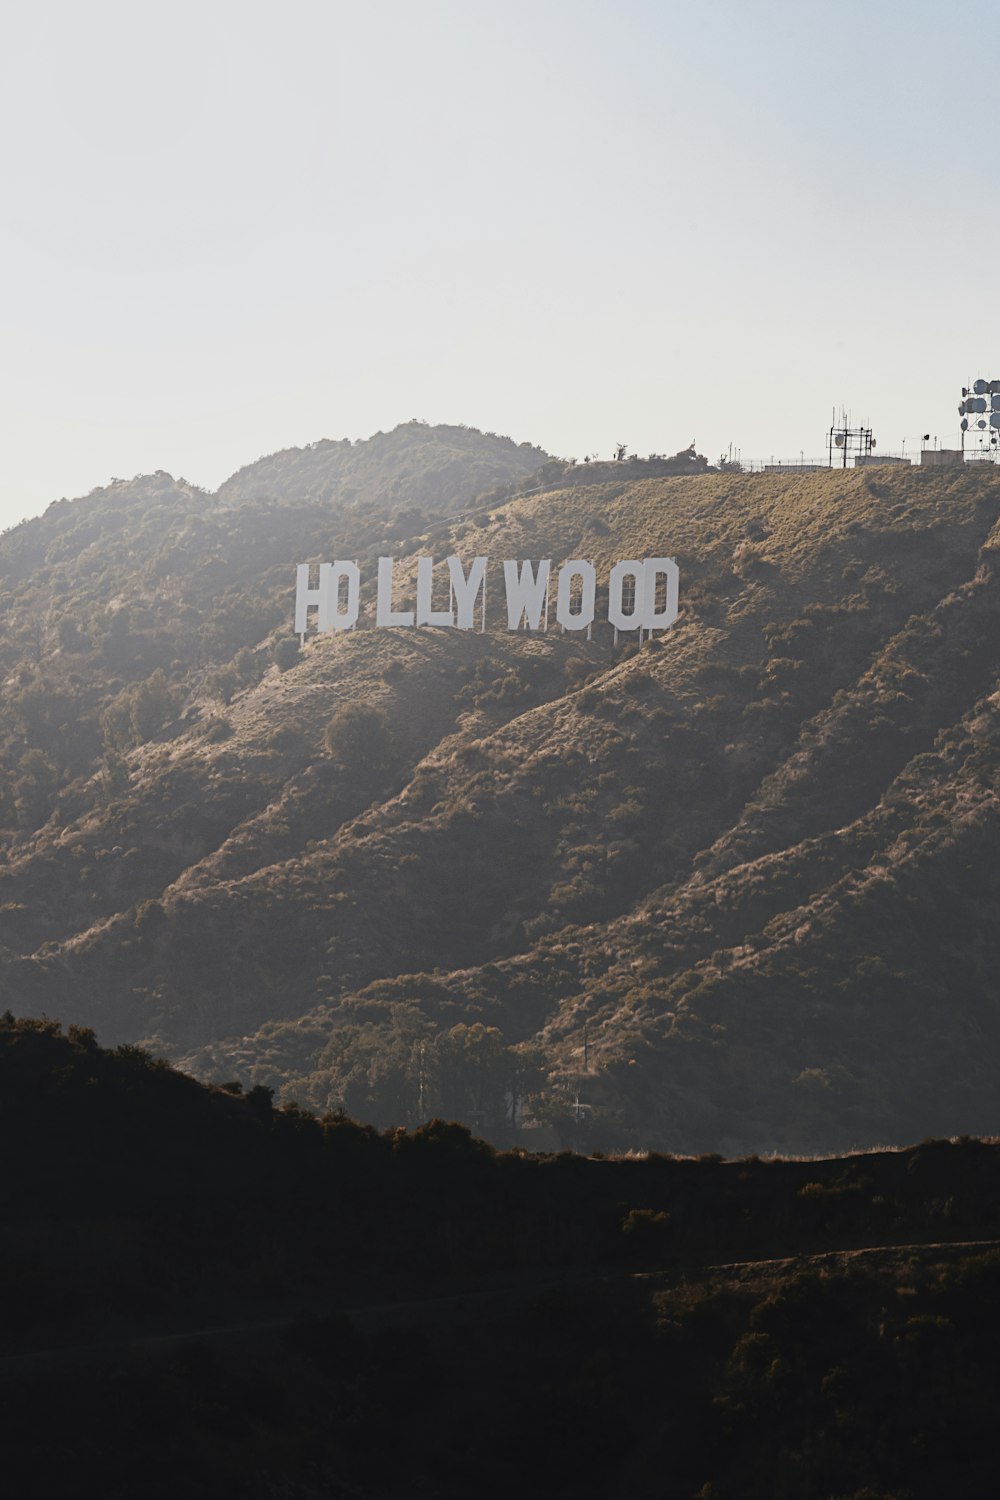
503,559,551,630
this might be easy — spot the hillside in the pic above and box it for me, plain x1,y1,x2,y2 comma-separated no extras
7,1016,1000,1500
3,436,1000,1153
215,419,550,518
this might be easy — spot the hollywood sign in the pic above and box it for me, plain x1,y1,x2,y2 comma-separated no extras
296,556,679,639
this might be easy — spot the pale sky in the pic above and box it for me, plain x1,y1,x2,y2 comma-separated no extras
1,0,995,528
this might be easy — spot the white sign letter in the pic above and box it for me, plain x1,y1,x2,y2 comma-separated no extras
329,561,360,631
416,556,454,627
642,557,679,630
447,555,488,630
503,560,551,630
555,560,596,632
607,560,645,632
295,563,333,637
376,557,414,628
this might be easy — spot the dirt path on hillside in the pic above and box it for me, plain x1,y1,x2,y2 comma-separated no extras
4,1236,1000,1379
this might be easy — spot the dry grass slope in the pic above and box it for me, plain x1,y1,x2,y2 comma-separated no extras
2,450,1000,1154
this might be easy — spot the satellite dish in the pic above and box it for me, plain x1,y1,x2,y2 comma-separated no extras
959,402,967,415
974,378,989,395
990,413,1000,429
978,419,988,429
961,418,969,431
990,380,1000,394
963,388,970,398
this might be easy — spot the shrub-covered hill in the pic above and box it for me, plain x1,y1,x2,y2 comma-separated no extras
5,1011,1000,1321
8,1014,1000,1500
4,448,1000,1155
215,418,550,518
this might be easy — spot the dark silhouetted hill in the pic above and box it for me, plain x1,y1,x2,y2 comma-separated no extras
6,1015,1000,1499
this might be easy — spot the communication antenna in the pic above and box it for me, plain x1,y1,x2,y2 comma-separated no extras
827,406,874,468
958,378,1000,461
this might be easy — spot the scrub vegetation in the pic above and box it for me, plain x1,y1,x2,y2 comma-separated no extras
5,1015,1000,1500
2,423,1000,1154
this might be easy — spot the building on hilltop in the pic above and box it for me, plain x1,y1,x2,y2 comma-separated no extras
762,462,826,473
920,448,964,468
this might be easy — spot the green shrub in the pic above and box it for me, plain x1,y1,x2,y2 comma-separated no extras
323,703,397,779
273,637,300,672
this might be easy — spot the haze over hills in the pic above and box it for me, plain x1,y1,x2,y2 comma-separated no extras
2,421,1000,1155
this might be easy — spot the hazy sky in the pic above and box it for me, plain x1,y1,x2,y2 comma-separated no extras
1,0,995,527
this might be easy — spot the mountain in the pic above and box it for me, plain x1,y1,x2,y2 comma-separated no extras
3,432,1000,1154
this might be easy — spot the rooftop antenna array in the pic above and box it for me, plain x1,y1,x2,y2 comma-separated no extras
958,379,1000,461
827,407,874,468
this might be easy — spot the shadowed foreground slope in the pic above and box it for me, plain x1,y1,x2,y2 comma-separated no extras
5,1017,1000,1500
